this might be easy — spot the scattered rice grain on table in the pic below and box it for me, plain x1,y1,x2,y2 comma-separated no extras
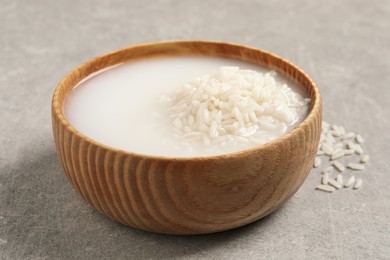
354,178,363,189
347,163,365,171
316,184,335,193
360,154,369,164
314,121,369,192
344,176,356,188
328,178,342,189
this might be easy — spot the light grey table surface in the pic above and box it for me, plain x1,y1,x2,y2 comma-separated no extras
1,0,389,259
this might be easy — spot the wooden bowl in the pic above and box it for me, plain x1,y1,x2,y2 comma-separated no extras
52,41,322,235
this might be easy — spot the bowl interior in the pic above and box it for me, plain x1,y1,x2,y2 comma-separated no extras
53,40,321,160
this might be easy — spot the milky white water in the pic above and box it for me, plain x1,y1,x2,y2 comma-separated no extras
64,55,309,157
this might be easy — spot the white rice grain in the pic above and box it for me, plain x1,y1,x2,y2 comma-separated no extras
182,132,202,141
326,134,336,144
353,178,363,189
321,143,333,155
344,176,356,188
316,184,336,193
330,130,341,137
356,134,364,144
322,172,330,185
347,163,365,171
317,150,325,155
322,166,334,174
316,184,336,192
336,174,343,185
203,108,211,125
331,151,345,161
314,157,321,168
232,107,245,127
360,154,370,164
332,147,343,154
355,144,363,155
342,132,356,140
209,121,218,137
249,111,257,122
328,178,342,189
322,121,330,130
343,149,355,155
347,141,355,150
332,161,345,172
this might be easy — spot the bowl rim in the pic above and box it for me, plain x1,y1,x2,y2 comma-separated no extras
52,40,321,161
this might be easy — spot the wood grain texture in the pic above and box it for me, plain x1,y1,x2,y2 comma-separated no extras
52,41,322,235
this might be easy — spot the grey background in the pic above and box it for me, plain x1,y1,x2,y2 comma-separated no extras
1,0,389,259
